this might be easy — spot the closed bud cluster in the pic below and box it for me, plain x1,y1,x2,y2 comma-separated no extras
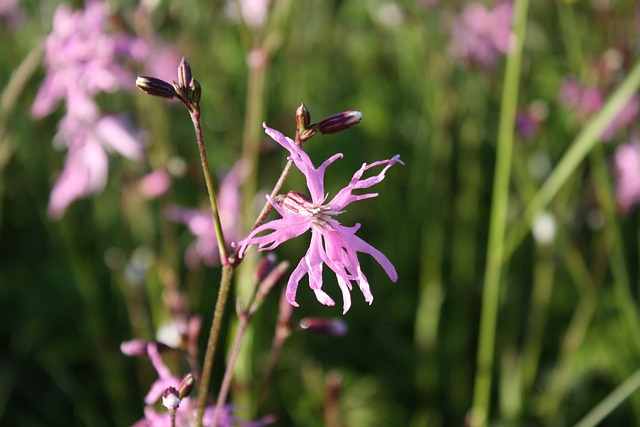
135,58,201,109
172,57,201,108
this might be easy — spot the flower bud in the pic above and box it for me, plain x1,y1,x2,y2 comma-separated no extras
189,78,202,104
296,103,311,132
318,110,362,134
162,387,181,411
299,317,348,336
177,57,192,89
135,76,176,99
178,373,196,399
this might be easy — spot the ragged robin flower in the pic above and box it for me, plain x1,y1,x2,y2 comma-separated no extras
235,124,402,314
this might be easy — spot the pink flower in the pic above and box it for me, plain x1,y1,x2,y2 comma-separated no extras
121,340,275,427
32,0,147,217
48,114,143,218
167,162,245,268
558,78,603,119
615,140,640,212
558,77,639,141
449,2,513,70
225,0,270,28
235,124,402,314
139,170,171,199
31,1,135,119
0,0,22,26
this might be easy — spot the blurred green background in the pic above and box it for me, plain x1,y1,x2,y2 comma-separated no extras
2,0,640,426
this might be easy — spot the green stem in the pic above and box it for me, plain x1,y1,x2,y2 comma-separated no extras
212,311,250,426
573,368,640,427
189,105,233,426
196,264,234,427
469,1,529,426
504,58,640,258
190,108,229,266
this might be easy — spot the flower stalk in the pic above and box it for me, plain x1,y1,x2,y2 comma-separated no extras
469,1,529,426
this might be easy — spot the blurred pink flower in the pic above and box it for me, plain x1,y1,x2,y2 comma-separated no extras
615,140,640,213
602,96,639,141
0,0,22,26
558,77,639,141
32,0,151,217
121,341,275,427
226,0,270,28
31,1,135,119
449,1,513,70
139,170,171,199
48,114,143,217
235,124,402,314
167,162,245,268
558,78,603,119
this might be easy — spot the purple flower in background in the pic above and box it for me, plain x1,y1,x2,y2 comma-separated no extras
558,78,603,119
558,77,639,141
121,341,275,427
602,96,639,141
48,114,143,217
614,140,640,213
31,1,136,119
0,0,22,26
449,1,513,70
32,0,147,217
167,162,245,268
139,169,171,199
235,124,402,314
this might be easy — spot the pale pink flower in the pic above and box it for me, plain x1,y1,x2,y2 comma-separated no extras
167,162,245,268
615,140,640,212
449,2,513,70
235,124,402,314
225,0,270,28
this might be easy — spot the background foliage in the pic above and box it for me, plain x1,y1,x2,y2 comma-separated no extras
2,0,640,426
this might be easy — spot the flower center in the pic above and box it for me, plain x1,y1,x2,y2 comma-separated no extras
278,191,334,227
